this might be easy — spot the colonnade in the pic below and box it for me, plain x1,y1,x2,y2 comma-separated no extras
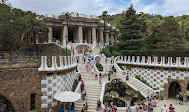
48,25,117,46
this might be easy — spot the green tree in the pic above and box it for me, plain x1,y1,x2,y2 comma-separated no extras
153,16,184,50
119,4,145,50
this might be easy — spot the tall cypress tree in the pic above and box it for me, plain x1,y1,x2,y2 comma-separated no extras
120,4,144,50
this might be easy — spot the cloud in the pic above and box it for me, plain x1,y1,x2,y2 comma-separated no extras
8,0,189,16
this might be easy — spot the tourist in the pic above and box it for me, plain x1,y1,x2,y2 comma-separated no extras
112,103,117,112
179,91,184,105
112,65,115,75
110,69,114,78
80,81,85,92
139,106,143,112
66,103,71,110
82,89,86,101
126,73,129,81
175,95,179,104
85,103,88,112
151,98,156,107
60,104,65,112
82,104,85,112
78,74,81,81
99,73,102,84
108,73,111,81
107,105,112,112
105,57,108,65
125,100,131,112
96,100,101,111
110,57,113,64
161,104,167,112
114,68,117,77
94,71,98,78
169,104,173,112
91,66,94,75
71,102,74,111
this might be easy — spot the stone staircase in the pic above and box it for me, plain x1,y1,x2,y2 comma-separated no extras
74,64,103,112
74,45,154,111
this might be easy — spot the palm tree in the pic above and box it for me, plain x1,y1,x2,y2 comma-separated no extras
102,11,108,45
64,12,71,56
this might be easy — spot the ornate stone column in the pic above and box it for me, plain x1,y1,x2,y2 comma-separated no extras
62,24,68,46
99,28,104,43
78,25,83,43
110,32,114,45
88,29,91,43
92,27,96,44
48,26,53,43
105,31,110,44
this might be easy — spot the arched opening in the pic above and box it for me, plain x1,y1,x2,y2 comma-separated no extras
0,95,15,112
168,81,181,98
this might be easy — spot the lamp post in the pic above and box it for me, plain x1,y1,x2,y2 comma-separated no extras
65,34,68,56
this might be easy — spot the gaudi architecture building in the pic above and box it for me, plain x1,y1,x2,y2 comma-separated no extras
45,12,118,46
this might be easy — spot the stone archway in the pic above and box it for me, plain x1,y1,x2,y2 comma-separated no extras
168,81,181,98
0,95,15,112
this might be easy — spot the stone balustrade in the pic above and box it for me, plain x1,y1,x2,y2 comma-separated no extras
115,56,189,68
38,56,77,71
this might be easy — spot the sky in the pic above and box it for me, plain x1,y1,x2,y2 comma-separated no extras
8,0,189,17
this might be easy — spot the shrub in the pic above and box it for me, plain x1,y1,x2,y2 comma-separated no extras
96,63,103,71
118,64,124,70
135,75,153,88
72,79,79,92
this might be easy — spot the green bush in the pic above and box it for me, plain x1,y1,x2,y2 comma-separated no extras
120,50,189,58
72,79,79,92
135,75,153,88
96,63,103,71
102,45,112,57
135,91,143,100
118,64,124,70
47,61,51,67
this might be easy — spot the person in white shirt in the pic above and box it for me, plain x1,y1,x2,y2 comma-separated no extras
161,104,167,112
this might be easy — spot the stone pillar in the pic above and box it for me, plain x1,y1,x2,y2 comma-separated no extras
110,33,114,45
99,29,104,43
48,26,53,43
115,36,117,43
78,25,83,43
62,24,68,46
105,32,109,44
92,27,96,44
88,29,91,44
73,28,77,43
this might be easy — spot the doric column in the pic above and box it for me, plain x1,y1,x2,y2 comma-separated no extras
48,26,53,43
110,33,114,45
105,31,110,44
78,25,83,43
99,28,104,43
92,27,96,44
88,29,91,43
62,24,68,46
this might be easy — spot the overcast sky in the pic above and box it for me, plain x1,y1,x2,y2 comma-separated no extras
8,0,189,17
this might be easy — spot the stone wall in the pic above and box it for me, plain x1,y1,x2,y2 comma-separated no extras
0,66,77,112
0,68,42,112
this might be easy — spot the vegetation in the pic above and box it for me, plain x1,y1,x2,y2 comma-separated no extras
117,64,125,70
72,79,79,92
96,63,103,71
104,79,144,107
0,2,49,51
102,5,189,57
135,75,153,88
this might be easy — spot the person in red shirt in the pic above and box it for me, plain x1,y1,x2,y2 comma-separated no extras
169,104,173,112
